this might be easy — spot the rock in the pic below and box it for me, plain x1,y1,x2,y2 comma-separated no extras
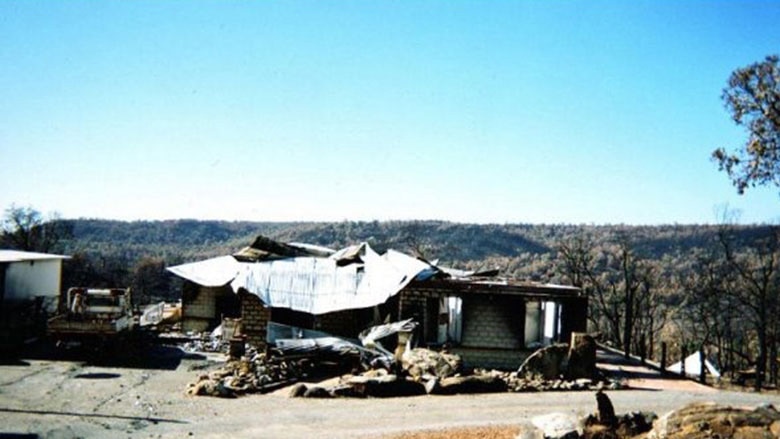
574,378,593,389
566,333,597,380
596,390,616,427
530,412,582,439
514,424,545,439
342,374,426,398
517,344,570,380
302,386,331,398
330,383,365,398
424,377,440,394
402,348,462,380
645,402,780,439
614,411,656,437
185,351,317,398
288,383,307,398
431,374,508,395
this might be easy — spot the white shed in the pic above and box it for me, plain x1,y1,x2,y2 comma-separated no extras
0,250,69,302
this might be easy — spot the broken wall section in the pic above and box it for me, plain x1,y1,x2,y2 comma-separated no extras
400,284,587,370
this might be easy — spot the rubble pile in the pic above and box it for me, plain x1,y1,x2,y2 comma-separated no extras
186,351,314,398
181,337,226,354
185,324,618,399
401,347,463,380
186,343,620,399
506,333,621,392
288,348,462,399
497,370,622,393
285,349,619,399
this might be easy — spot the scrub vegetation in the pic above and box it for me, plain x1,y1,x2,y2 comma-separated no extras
2,207,779,391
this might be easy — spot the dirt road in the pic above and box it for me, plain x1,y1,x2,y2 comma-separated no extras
2,345,779,438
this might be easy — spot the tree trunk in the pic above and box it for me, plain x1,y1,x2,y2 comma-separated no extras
756,322,766,391
771,333,778,387
623,289,633,358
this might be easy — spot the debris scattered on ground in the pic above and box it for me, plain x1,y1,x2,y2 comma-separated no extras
402,348,462,381
185,323,621,399
186,350,314,397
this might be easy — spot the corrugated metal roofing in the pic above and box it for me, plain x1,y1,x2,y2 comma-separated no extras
0,250,70,263
166,255,242,287
166,237,582,315
231,245,431,315
166,243,432,315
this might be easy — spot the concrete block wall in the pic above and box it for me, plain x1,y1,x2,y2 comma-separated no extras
401,287,528,370
399,288,440,343
239,291,270,348
453,347,530,371
460,295,524,350
182,283,220,333
316,308,370,338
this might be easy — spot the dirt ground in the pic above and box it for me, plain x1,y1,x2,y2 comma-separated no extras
2,343,780,439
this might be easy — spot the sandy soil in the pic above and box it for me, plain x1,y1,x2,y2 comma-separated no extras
2,343,779,439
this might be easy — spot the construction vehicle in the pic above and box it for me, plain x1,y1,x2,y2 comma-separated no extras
47,287,135,347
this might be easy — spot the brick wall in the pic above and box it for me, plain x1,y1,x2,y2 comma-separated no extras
239,291,270,348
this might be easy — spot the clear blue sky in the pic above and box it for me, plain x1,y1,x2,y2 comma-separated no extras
1,1,779,225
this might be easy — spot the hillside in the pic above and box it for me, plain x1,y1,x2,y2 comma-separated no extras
10,218,776,383
56,219,772,282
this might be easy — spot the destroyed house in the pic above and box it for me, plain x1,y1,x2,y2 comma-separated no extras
167,237,586,370
400,278,586,369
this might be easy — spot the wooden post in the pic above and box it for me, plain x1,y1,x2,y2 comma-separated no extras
699,349,706,384
680,346,687,377
660,342,667,373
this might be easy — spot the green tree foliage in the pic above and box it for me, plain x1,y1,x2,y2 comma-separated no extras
713,55,780,195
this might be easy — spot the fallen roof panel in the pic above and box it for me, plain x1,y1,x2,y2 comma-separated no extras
231,244,431,315
166,255,242,287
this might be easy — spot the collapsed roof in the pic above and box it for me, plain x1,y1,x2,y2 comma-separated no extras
167,235,581,315
167,237,437,315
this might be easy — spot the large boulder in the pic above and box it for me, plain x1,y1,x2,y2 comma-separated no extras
517,344,570,380
645,402,780,439
340,374,427,398
528,412,582,439
402,348,463,380
566,333,597,380
428,374,508,395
